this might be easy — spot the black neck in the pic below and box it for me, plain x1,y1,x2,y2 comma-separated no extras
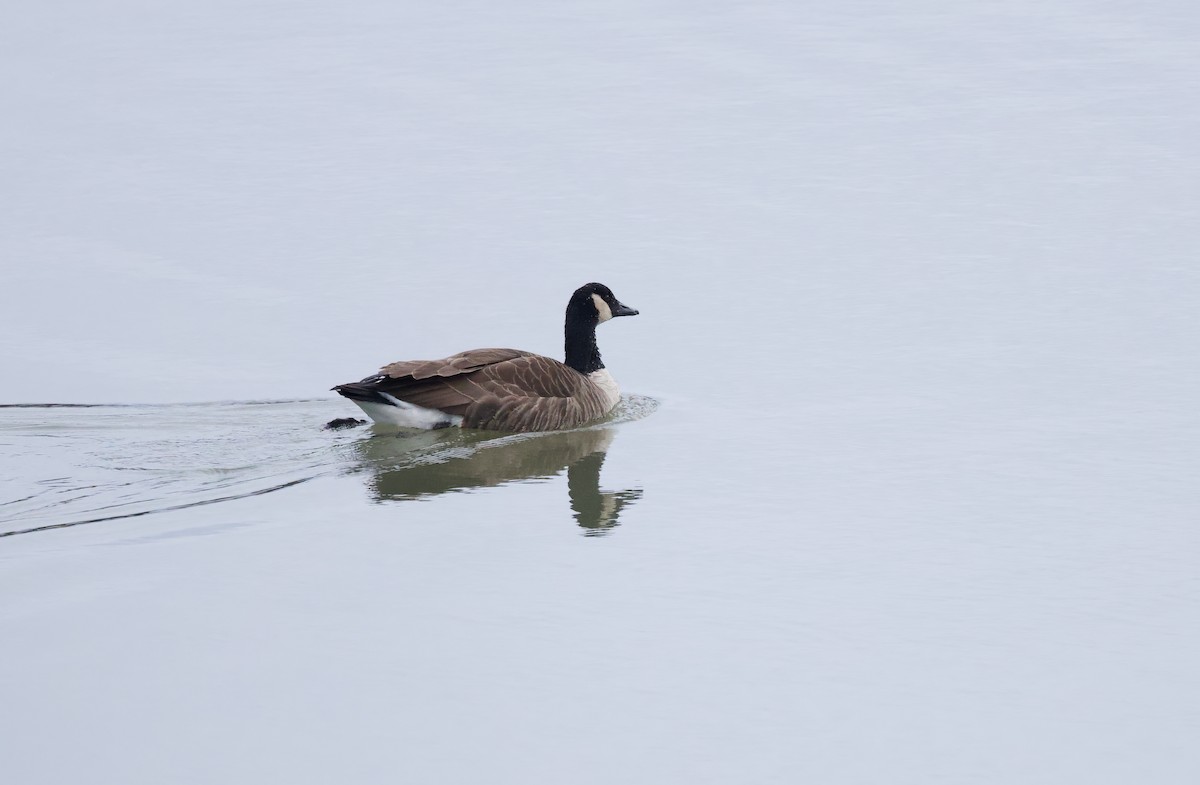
564,309,603,374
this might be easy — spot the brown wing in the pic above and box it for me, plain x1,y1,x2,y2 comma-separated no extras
381,348,530,381
372,348,611,432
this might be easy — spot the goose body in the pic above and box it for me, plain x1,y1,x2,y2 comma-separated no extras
333,283,639,432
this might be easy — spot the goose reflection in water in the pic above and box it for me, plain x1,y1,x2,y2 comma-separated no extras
350,427,641,535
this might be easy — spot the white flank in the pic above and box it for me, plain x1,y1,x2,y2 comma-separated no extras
587,368,621,411
353,394,463,429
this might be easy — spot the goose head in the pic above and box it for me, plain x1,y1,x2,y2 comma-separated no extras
567,282,639,326
563,283,638,375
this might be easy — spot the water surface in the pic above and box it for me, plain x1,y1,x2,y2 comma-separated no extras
3,1,1199,783
0,395,657,538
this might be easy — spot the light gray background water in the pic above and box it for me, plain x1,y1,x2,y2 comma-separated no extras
2,2,1198,783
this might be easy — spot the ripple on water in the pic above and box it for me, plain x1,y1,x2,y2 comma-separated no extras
0,394,659,538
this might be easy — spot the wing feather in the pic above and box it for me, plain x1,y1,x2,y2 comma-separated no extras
363,348,611,431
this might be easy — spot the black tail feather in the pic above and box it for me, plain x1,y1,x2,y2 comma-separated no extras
332,381,394,405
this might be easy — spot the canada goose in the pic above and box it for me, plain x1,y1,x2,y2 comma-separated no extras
333,282,639,432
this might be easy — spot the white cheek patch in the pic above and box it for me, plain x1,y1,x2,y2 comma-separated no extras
591,293,613,322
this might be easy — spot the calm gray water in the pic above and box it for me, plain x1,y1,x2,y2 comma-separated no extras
3,2,1199,783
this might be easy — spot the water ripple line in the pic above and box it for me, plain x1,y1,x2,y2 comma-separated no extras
0,476,318,539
